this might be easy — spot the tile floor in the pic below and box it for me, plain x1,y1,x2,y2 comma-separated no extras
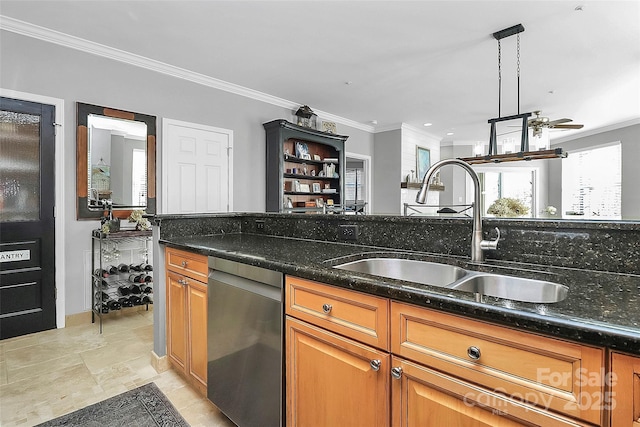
0,307,236,427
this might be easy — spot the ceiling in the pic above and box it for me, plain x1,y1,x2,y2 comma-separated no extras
1,1,639,142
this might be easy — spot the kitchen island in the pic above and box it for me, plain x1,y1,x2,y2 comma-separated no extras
156,213,640,426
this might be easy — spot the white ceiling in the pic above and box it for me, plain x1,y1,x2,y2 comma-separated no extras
1,0,639,141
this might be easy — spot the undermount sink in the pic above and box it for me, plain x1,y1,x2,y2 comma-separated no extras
450,274,569,304
334,258,468,288
333,257,569,304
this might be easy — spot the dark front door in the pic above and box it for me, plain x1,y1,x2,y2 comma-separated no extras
0,97,56,339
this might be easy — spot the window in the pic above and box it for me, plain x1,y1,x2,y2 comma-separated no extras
132,148,147,207
479,169,536,218
562,142,621,219
345,159,366,214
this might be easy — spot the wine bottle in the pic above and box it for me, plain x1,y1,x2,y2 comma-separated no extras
95,291,110,301
141,295,153,304
118,296,134,308
134,263,153,272
107,265,118,275
141,285,153,294
117,263,130,273
106,298,122,310
98,279,109,289
94,268,109,278
128,274,143,283
129,263,142,272
94,302,109,314
118,285,131,296
129,295,142,305
130,284,142,295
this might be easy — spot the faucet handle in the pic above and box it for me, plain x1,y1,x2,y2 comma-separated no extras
480,227,500,251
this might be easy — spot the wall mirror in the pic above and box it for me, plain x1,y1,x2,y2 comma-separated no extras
76,102,156,220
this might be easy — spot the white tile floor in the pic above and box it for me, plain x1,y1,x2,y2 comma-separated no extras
0,307,236,427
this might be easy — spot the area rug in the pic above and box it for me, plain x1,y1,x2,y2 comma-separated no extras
36,382,190,427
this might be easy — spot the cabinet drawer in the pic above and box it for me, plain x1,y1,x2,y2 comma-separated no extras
285,276,389,350
391,301,604,426
166,247,208,282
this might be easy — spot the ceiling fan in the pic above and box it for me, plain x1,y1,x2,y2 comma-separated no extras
528,110,584,136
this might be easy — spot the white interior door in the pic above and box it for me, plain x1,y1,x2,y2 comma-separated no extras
163,119,233,214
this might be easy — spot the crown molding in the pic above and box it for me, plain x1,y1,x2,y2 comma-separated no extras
0,15,374,133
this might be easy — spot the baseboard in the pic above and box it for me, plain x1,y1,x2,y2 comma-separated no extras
64,305,151,327
151,350,170,373
65,310,93,327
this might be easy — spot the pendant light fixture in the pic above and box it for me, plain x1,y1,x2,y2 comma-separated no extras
459,24,567,165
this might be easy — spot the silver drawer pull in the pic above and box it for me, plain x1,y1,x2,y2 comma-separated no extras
322,303,332,314
391,367,403,380
370,359,381,371
177,279,188,285
467,346,481,360
181,260,188,267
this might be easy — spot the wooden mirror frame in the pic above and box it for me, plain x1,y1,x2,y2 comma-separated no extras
76,102,156,220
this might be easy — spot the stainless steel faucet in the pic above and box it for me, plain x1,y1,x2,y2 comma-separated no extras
416,158,500,262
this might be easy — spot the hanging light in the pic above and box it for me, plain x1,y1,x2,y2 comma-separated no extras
459,24,567,165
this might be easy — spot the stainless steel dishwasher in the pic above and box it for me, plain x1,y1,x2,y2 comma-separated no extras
207,257,283,427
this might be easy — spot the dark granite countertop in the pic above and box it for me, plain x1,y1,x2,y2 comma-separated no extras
160,232,640,356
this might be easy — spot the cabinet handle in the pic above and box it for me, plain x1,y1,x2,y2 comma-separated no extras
391,367,403,380
322,303,332,314
370,359,381,371
177,279,188,286
181,260,188,267
467,346,481,360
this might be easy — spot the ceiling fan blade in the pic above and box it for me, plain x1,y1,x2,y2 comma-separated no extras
548,118,572,126
553,124,584,129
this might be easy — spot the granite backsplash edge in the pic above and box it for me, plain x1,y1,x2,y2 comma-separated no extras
155,213,640,276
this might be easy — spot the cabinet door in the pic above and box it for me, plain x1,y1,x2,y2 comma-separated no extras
166,271,188,373
188,279,208,391
391,356,589,427
286,316,389,427
611,353,640,427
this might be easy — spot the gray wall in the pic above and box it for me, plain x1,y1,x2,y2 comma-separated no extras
372,129,402,214
0,31,373,315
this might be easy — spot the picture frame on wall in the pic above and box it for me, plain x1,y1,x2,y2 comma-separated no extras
416,146,431,182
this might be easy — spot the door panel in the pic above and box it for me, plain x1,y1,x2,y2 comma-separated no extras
164,120,231,214
0,97,56,339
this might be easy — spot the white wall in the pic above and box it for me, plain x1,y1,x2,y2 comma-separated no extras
0,30,374,315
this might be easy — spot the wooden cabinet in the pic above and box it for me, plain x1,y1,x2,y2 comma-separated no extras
610,353,640,427
392,356,540,427
286,317,390,427
391,301,604,426
285,277,390,427
264,119,348,212
285,276,606,427
165,247,208,395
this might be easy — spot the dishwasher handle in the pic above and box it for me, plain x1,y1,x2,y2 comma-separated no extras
210,270,282,302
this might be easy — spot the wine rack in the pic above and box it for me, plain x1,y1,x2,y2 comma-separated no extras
91,229,153,333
